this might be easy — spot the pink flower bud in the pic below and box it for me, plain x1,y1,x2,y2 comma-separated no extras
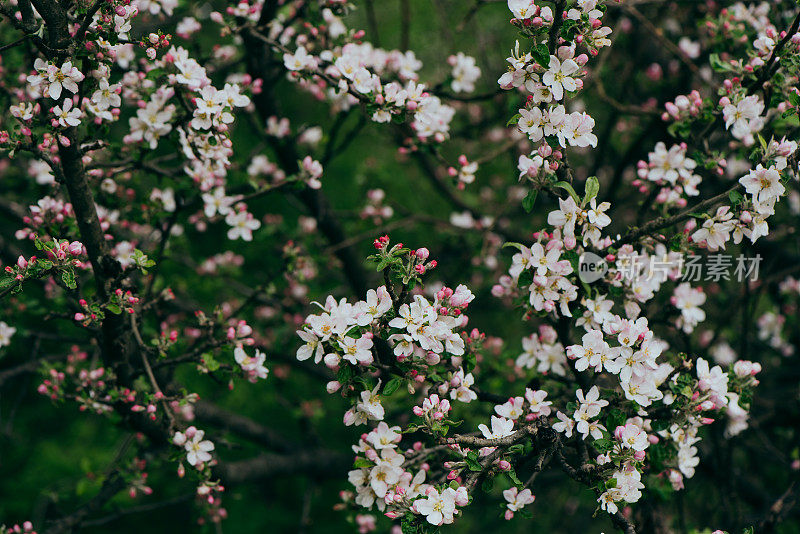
343,410,356,426
538,144,552,157
67,241,83,255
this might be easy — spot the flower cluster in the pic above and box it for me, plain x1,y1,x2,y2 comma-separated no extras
515,325,567,376
347,429,469,526
635,142,702,206
566,320,672,407
501,0,614,184
281,30,458,142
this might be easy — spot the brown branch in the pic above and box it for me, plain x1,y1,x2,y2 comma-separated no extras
558,447,635,533
42,472,128,534
614,184,741,247
130,313,176,431
80,495,192,528
758,479,799,533
74,0,105,42
748,10,800,91
445,421,539,448
399,0,411,51
217,449,350,484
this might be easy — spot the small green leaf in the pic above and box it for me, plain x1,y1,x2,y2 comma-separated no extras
507,467,522,486
353,457,372,468
204,353,220,372
522,189,538,213
465,455,482,472
554,181,580,202
61,268,77,290
506,113,522,127
583,176,600,205
594,438,613,452
502,242,527,251
709,53,733,73
532,43,550,67
382,376,403,396
728,190,744,206
337,365,353,384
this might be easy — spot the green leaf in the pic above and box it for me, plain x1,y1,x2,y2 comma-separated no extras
554,181,580,202
709,53,733,73
532,43,550,67
517,268,534,287
507,444,524,455
337,365,353,384
507,467,522,486
382,376,403,396
522,189,538,213
728,190,744,206
594,438,613,452
502,242,527,252
106,303,122,315
61,268,77,290
583,176,600,205
651,418,670,432
667,121,692,139
375,257,393,271
132,249,156,274
605,408,626,430
464,457,483,472
353,457,372,468
545,135,561,149
204,353,220,372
